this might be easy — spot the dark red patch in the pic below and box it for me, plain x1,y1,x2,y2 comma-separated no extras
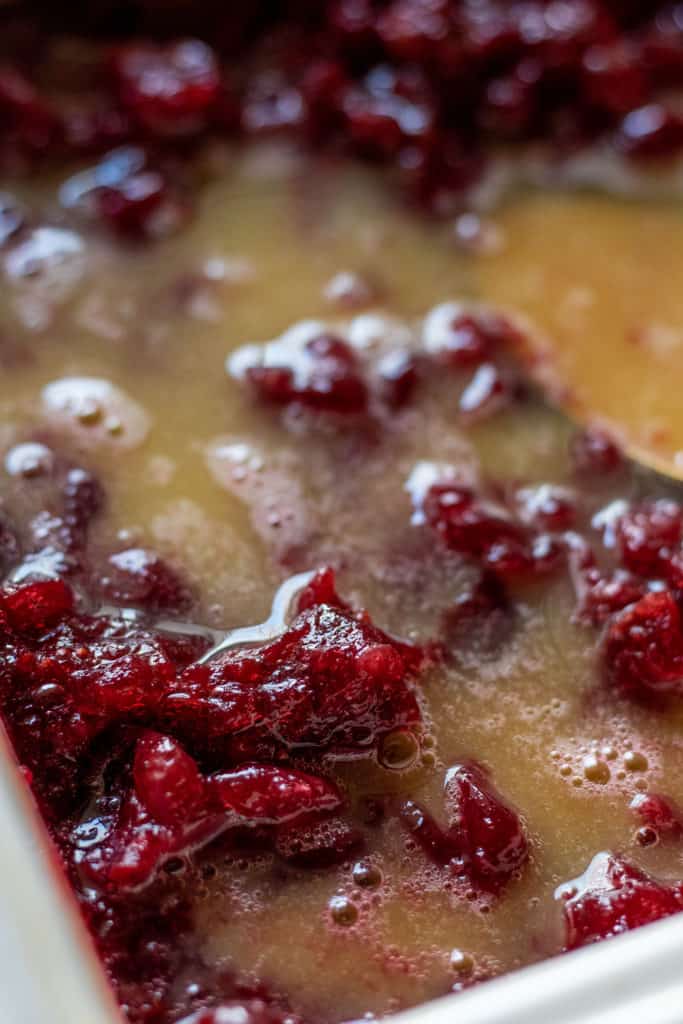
557,852,683,949
603,590,683,701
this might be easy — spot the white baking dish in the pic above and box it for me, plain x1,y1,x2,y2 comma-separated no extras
2,715,683,1024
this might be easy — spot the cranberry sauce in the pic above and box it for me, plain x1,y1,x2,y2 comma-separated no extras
3,3,683,213
1,15,683,1024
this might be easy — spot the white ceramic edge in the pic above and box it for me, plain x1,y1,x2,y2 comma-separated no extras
0,726,119,1024
2,727,683,1024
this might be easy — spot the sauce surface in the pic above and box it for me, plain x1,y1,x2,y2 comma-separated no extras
3,141,683,1023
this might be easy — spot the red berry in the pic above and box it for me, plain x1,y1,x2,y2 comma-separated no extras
581,42,647,114
557,852,683,949
400,799,459,866
604,590,683,701
97,170,172,240
3,579,75,634
615,501,682,578
208,765,342,825
570,427,623,476
630,792,683,840
99,547,191,613
133,731,206,828
238,331,368,413
444,763,528,890
111,40,220,136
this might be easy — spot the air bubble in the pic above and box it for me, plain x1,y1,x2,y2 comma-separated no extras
353,861,382,889
582,755,610,785
329,895,358,926
624,751,648,772
379,728,420,770
449,949,473,974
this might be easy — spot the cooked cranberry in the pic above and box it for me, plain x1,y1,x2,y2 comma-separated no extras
239,332,368,413
99,548,191,613
479,69,538,139
570,427,623,476
515,484,577,531
400,799,459,866
296,566,349,613
604,590,683,701
556,852,683,949
330,0,379,51
208,765,342,824
97,170,174,240
175,579,423,759
423,308,510,369
444,763,528,890
343,66,436,159
63,466,104,535
421,481,561,580
111,40,220,136
615,500,682,578
0,65,60,154
630,792,683,840
3,579,74,634
575,567,644,626
618,103,683,159
377,0,451,62
581,42,647,114
134,731,206,828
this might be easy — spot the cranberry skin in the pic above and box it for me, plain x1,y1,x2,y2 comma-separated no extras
100,548,191,614
422,481,560,580
581,42,647,115
0,66,61,154
400,799,459,866
63,466,104,535
425,312,507,369
615,501,682,579
445,763,528,890
208,765,343,825
604,590,683,701
245,333,368,414
576,568,644,626
296,566,349,613
516,484,577,532
96,170,169,239
3,580,75,634
176,593,423,758
557,852,683,950
630,793,683,840
111,40,220,136
134,731,206,828
377,0,452,63
570,427,623,476
423,483,525,560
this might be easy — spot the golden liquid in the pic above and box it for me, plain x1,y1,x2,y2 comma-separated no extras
3,146,683,1022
